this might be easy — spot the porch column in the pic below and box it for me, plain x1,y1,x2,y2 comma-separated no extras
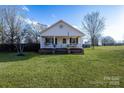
67,37,70,46
78,37,82,48
67,37,71,54
53,36,56,44
53,36,56,48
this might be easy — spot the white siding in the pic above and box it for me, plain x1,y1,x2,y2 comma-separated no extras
41,22,83,37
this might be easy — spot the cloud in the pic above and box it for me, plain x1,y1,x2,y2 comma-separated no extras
22,6,29,12
25,18,38,25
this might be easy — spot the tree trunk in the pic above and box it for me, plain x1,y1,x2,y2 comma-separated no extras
11,32,14,45
91,37,95,49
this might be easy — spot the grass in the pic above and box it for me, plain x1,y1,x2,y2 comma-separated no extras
0,46,124,88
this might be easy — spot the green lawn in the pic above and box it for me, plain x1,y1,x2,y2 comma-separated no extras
0,46,124,88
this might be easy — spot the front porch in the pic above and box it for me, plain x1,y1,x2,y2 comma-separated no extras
40,36,83,48
40,36,83,54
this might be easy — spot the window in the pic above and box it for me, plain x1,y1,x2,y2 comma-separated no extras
63,38,66,44
70,38,78,44
59,24,63,28
45,37,57,44
45,38,53,44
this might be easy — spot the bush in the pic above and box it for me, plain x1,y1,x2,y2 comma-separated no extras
82,44,91,48
0,44,40,52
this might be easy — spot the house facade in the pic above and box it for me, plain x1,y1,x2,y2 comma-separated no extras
39,20,85,54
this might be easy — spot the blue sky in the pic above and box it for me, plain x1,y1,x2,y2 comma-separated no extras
24,5,124,41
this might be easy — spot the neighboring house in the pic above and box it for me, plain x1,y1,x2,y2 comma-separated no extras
39,20,85,54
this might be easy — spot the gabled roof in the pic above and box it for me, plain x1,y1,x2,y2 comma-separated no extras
41,20,85,36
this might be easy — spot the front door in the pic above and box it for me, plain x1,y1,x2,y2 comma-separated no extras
63,38,66,44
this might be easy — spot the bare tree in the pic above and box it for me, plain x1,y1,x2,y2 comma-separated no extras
0,6,27,54
15,18,26,55
0,8,6,44
1,6,26,45
30,21,43,44
22,27,33,44
82,12,105,49
0,17,4,44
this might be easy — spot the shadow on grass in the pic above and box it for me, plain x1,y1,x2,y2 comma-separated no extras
0,52,84,63
0,52,41,62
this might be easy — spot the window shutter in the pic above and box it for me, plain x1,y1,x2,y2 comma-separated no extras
55,38,57,44
76,38,78,44
70,38,72,44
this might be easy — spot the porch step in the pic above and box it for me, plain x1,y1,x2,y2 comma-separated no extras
55,48,68,54
69,48,84,54
39,48,54,54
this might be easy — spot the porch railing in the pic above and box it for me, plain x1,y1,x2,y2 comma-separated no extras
42,44,82,48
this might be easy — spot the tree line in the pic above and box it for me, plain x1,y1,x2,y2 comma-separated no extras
0,6,43,55
0,6,117,54
0,6,43,45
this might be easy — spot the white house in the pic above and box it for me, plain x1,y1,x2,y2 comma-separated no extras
40,20,84,53
39,20,85,53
